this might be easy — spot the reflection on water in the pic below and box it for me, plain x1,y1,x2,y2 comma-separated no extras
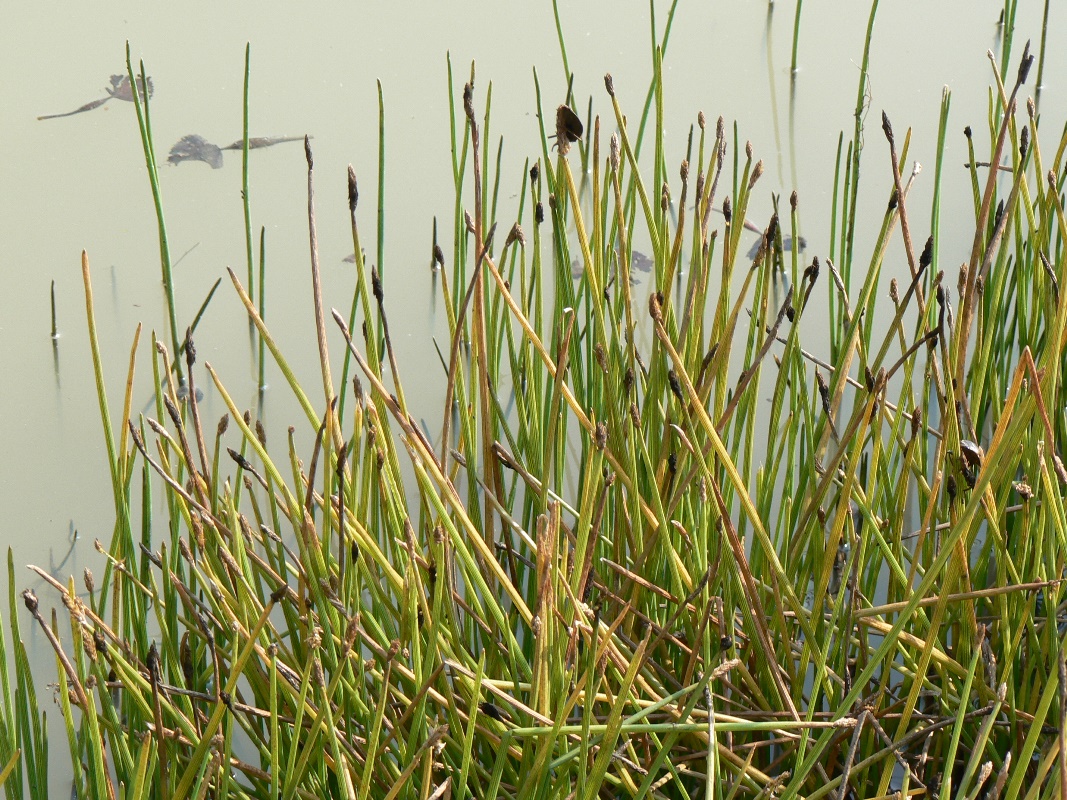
167,133,306,169
36,73,153,120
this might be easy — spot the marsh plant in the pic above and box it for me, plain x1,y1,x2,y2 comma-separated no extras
1,3,1066,799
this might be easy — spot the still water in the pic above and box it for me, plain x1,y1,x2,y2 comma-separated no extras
0,0,1062,785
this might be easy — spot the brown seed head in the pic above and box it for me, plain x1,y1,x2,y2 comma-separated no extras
506,222,526,248
748,159,764,189
82,632,97,662
595,421,608,451
648,292,663,323
594,342,607,373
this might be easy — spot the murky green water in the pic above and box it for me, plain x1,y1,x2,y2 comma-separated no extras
0,0,1062,788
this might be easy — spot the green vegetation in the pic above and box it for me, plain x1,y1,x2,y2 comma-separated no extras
2,2,1066,798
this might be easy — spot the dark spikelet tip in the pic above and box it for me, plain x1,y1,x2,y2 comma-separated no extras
920,236,933,268
881,111,893,142
668,370,683,401
604,73,615,97
128,420,144,450
790,190,798,211
217,414,229,437
463,82,474,119
535,201,544,224
433,243,445,268
304,136,313,169
228,447,252,471
936,283,945,305
530,162,540,183
371,266,383,303
1019,49,1033,84
270,585,289,604
163,392,181,425
964,125,972,139
146,641,159,674
22,588,38,615
722,196,732,222
348,166,358,211
185,333,196,366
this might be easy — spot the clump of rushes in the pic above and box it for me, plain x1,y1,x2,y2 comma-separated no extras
23,13,1067,800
